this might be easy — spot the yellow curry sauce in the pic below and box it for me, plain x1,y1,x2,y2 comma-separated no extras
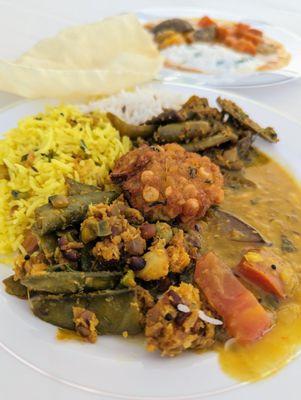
205,149,301,381
56,328,85,342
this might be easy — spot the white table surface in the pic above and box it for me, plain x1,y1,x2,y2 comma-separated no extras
1,1,301,399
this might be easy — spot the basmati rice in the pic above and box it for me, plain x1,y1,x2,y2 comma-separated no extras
80,86,187,125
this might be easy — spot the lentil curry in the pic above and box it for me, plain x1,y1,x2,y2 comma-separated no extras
3,94,301,382
207,152,301,380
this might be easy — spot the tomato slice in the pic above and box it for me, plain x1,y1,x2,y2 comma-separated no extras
236,249,286,299
194,252,273,344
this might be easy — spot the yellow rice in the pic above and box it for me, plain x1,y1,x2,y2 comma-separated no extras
0,104,131,259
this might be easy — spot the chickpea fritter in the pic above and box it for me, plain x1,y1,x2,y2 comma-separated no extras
111,144,224,222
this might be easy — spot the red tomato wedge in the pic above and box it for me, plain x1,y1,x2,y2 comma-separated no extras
236,249,286,299
194,252,273,344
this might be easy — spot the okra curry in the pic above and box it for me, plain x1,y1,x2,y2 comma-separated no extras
3,94,301,382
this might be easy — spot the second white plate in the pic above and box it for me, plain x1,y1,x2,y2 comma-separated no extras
137,7,301,88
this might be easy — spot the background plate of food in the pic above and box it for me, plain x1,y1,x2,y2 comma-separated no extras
0,81,301,399
138,7,301,88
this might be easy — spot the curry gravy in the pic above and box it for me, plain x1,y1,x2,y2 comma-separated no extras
206,149,301,381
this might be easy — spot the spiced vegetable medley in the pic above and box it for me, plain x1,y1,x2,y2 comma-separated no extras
149,16,277,56
3,95,298,357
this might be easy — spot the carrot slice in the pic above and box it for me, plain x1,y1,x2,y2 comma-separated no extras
236,249,286,299
216,21,263,55
233,39,257,55
242,31,263,45
249,28,263,37
198,16,216,28
194,252,273,344
216,26,230,40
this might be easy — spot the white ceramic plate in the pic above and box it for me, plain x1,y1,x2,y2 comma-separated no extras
137,7,301,88
1,82,301,400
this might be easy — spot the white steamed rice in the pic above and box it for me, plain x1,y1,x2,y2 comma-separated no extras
80,86,187,125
